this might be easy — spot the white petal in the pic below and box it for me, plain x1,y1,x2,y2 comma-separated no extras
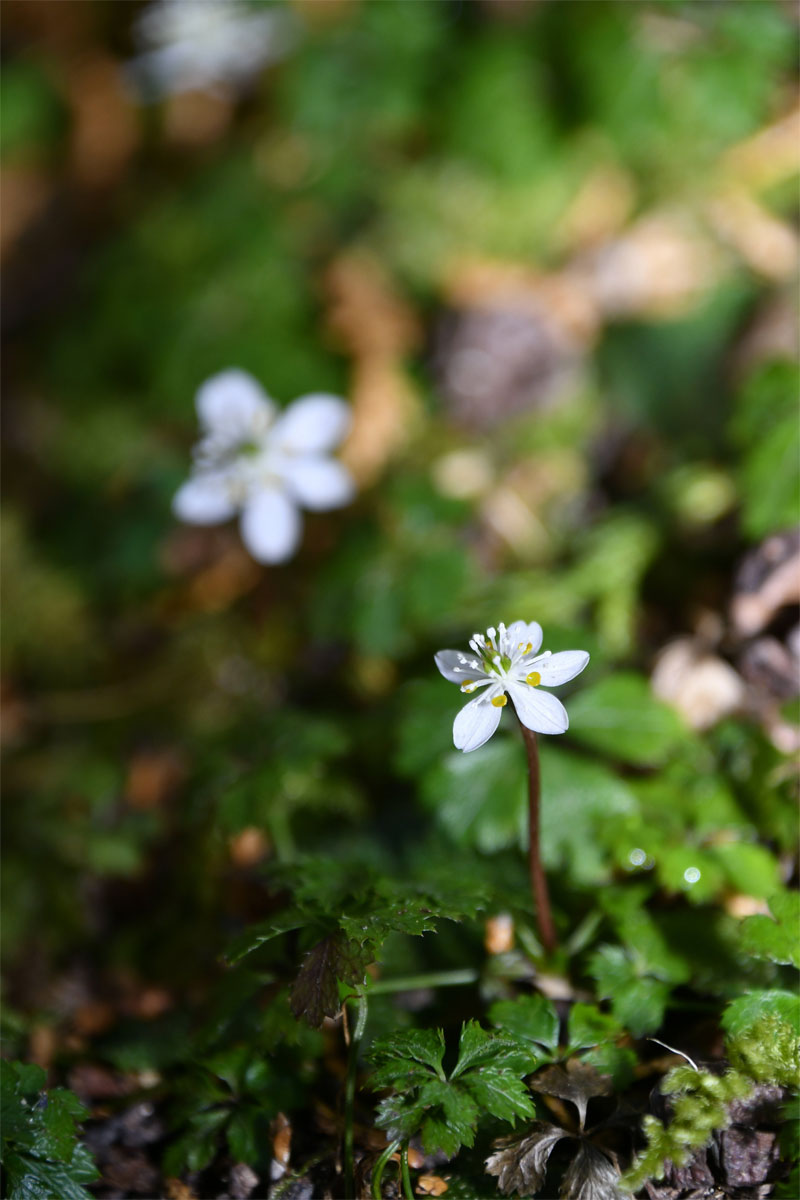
508,682,569,735
453,695,503,752
506,620,544,655
172,474,236,524
534,651,590,687
240,488,301,564
271,394,351,454
195,369,274,436
283,456,355,511
434,650,490,685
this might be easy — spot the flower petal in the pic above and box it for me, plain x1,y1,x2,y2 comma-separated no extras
534,650,590,687
434,650,489,685
195,369,274,436
453,694,503,752
283,456,355,511
508,682,569,735
172,473,236,524
506,620,543,656
271,394,351,453
240,487,301,564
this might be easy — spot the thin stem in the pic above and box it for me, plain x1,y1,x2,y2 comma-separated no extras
367,968,479,994
518,721,558,955
371,1138,401,1200
344,990,369,1200
400,1143,414,1200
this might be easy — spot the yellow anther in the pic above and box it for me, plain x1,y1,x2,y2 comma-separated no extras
518,642,533,653
461,681,478,693
491,694,508,708
526,671,541,687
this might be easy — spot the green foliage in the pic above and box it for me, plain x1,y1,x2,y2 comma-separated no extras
566,673,686,767
721,990,800,1040
226,858,489,1025
0,1062,98,1200
369,1021,536,1157
740,891,800,968
730,361,800,538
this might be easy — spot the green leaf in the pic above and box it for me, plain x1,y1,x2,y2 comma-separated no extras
420,739,527,854
369,1024,534,1159
489,994,560,1054
462,1070,535,1126
540,750,637,885
225,910,308,966
369,1028,446,1086
740,892,800,967
731,361,800,539
711,842,781,900
589,946,673,1037
566,1003,623,1052
721,990,800,1039
5,1148,98,1200
566,673,686,766
1,1062,97,1200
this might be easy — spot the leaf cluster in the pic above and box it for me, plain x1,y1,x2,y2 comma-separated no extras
368,1021,536,1158
227,858,489,1026
0,1061,98,1200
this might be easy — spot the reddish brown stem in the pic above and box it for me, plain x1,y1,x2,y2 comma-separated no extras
518,720,558,955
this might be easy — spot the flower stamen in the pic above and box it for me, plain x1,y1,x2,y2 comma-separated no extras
526,671,542,687
491,694,508,708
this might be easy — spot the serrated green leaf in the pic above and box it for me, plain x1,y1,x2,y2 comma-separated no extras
225,911,308,966
740,892,800,967
462,1069,535,1125
721,990,800,1039
566,673,686,766
369,1028,446,1086
566,1003,623,1052
419,1081,479,1157
489,994,560,1054
588,946,673,1037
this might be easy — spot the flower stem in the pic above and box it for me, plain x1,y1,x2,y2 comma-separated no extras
371,1138,401,1200
518,721,558,955
344,989,368,1200
400,1143,414,1200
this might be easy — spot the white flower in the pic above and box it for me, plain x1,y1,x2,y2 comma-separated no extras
126,0,296,100
173,368,354,564
435,621,589,752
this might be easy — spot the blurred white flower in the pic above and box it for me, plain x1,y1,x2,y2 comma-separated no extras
127,0,296,100
173,369,354,564
435,621,589,752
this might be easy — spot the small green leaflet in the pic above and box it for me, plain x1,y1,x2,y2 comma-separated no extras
369,1021,537,1158
739,891,800,968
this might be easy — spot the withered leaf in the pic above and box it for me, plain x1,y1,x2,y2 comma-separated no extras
289,933,370,1028
560,1142,628,1200
485,1122,569,1196
530,1061,612,1131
